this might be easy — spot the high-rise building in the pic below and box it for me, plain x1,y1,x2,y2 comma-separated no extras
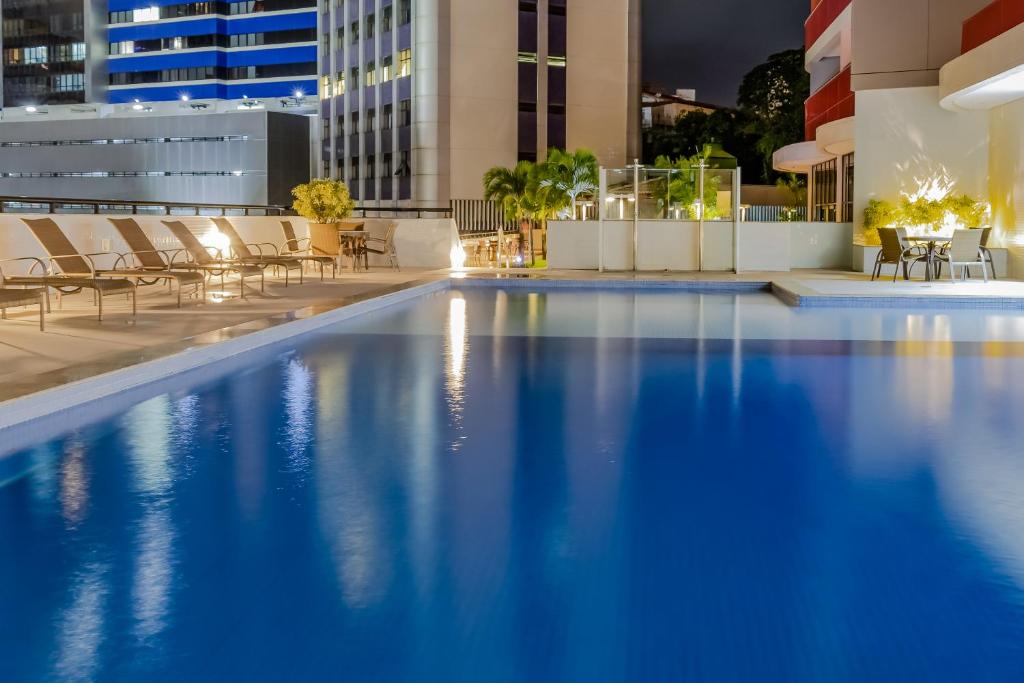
0,0,106,106
105,0,319,103
317,0,641,205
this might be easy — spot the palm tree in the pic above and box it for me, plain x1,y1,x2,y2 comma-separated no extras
483,161,535,265
538,148,599,220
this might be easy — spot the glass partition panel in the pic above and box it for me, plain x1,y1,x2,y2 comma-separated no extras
704,168,735,221
603,168,634,220
636,168,672,219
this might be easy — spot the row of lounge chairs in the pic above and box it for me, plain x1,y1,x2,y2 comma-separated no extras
0,217,347,327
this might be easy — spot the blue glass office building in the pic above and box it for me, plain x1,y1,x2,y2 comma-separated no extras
106,0,318,103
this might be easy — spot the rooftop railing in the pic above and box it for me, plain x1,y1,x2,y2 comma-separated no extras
0,195,453,219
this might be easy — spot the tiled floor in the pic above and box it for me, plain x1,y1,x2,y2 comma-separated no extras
0,269,442,402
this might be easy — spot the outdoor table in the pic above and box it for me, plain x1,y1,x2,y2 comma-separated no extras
902,234,951,281
338,231,368,272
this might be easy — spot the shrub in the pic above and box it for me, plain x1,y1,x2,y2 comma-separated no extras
291,179,355,223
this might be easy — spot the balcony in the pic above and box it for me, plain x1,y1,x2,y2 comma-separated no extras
805,65,853,141
962,0,1024,53
805,0,852,50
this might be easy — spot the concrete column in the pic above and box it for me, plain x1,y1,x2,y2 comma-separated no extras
536,0,549,161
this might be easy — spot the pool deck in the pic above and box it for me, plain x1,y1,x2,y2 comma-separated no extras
1,266,1023,408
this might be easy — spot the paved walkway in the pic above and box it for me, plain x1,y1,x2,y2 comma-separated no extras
0,270,441,402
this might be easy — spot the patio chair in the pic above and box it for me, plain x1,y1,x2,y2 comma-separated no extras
980,227,997,280
161,220,265,299
0,219,136,321
279,220,337,279
361,221,400,271
872,227,926,281
0,286,46,331
934,229,987,282
210,218,304,286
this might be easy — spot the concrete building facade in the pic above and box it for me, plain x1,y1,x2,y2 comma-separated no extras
0,107,309,205
317,0,641,207
775,0,1024,276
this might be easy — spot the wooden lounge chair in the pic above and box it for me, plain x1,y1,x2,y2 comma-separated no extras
161,220,265,299
1,219,136,321
210,217,304,286
279,220,337,279
0,286,46,331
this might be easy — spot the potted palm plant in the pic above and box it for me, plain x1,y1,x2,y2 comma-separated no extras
291,179,356,256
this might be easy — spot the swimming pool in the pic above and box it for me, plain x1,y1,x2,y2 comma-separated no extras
3,286,1024,681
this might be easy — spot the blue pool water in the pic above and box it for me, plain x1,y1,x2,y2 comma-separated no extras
4,287,1024,681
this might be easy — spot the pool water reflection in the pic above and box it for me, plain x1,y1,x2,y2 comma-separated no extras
3,288,1024,681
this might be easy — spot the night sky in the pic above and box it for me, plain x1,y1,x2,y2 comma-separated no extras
642,0,807,107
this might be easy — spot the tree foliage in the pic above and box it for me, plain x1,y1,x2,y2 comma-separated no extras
651,152,722,219
737,49,809,180
644,48,809,186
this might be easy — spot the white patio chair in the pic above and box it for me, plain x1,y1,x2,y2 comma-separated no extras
934,229,986,282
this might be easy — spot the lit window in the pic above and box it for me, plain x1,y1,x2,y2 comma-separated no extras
365,61,376,86
382,55,393,82
133,7,160,22
337,71,345,94
398,49,411,78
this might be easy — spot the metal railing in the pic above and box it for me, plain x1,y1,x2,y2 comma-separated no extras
452,198,516,235
743,205,808,222
0,195,292,216
0,194,456,219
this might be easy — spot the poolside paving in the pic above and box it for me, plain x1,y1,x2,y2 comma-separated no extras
0,270,443,403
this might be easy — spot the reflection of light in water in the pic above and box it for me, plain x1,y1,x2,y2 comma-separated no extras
935,428,1024,590
132,508,174,642
282,357,314,475
59,440,89,528
123,397,177,643
124,397,173,494
444,294,469,448
53,562,108,682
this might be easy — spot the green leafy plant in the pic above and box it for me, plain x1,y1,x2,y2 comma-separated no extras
537,148,598,219
862,194,989,245
652,152,721,219
291,179,355,223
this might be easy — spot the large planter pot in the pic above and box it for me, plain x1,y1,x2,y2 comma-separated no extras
308,222,341,256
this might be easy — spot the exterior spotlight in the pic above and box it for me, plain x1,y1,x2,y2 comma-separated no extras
131,99,144,111
25,106,37,113
181,94,190,102
294,89,304,98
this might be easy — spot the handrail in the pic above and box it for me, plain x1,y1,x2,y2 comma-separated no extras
0,194,455,219
0,195,291,216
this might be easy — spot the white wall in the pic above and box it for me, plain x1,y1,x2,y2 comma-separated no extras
0,214,458,273
989,98,1024,279
549,220,851,272
853,87,989,240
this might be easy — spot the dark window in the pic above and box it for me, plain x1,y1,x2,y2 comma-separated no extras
841,153,855,223
399,0,411,25
812,158,838,222
381,6,392,32
398,99,411,127
381,103,393,130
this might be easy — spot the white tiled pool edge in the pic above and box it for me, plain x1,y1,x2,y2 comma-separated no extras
0,279,450,457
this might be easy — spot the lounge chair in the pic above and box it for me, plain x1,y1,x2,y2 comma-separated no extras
106,218,207,306
1,219,136,321
279,220,337,279
979,227,997,280
934,229,987,282
361,222,400,271
0,285,46,331
210,217,304,286
872,227,926,281
161,220,265,299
